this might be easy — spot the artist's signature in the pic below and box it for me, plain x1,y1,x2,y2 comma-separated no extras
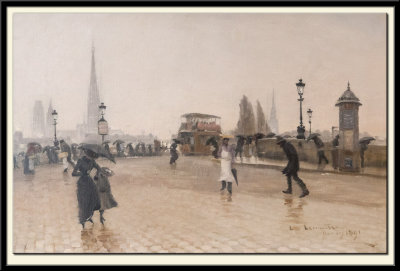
289,224,361,240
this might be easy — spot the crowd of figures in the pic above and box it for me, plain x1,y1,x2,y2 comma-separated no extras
14,132,376,227
14,138,176,229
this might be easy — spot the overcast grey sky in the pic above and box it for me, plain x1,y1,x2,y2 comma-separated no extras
12,12,387,139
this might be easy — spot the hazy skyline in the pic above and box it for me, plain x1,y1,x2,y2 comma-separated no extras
12,12,387,139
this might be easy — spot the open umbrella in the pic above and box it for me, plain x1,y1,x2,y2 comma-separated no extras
359,137,375,144
173,139,183,144
283,135,292,138
113,139,125,145
79,143,116,163
254,133,265,140
206,136,218,146
266,132,276,138
102,140,111,145
307,133,321,141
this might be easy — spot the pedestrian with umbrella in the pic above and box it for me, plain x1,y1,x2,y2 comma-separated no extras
277,136,309,198
23,143,41,175
126,143,135,157
206,136,219,159
307,133,329,166
331,135,340,169
42,146,53,164
359,137,375,168
217,135,237,199
101,140,112,159
113,139,125,157
234,135,245,161
71,143,80,161
169,139,180,165
59,139,76,173
71,144,114,228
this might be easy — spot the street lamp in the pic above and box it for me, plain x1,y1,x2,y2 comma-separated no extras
98,102,108,143
307,108,313,136
51,109,58,144
99,102,106,120
296,78,306,139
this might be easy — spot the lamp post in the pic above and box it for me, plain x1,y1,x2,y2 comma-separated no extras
51,109,58,144
98,102,108,143
296,78,306,139
307,108,313,136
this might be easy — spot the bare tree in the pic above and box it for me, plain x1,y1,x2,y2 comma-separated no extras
236,95,256,136
256,100,266,134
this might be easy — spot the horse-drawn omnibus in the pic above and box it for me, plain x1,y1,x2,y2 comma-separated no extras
177,113,222,155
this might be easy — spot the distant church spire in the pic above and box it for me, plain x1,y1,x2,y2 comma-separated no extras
269,89,279,134
87,45,101,133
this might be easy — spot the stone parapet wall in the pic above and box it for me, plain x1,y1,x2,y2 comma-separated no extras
256,138,387,168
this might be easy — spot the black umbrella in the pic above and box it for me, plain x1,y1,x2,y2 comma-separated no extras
254,133,265,140
231,168,238,186
307,133,321,140
283,135,292,138
173,139,182,144
79,143,116,163
206,136,217,146
102,140,111,144
359,137,375,144
113,139,125,145
266,132,276,138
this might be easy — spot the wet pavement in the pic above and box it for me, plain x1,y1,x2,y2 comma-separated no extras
12,155,387,253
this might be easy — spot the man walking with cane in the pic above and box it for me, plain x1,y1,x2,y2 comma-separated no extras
276,136,309,198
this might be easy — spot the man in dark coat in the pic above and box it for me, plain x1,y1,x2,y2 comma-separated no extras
277,136,309,198
331,135,340,169
360,142,368,168
235,136,245,160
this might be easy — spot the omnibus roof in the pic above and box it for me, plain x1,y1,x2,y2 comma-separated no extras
181,113,221,119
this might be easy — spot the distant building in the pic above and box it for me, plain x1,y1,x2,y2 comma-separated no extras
32,100,45,137
269,90,279,134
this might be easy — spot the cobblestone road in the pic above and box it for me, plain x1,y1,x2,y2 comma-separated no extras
12,155,387,254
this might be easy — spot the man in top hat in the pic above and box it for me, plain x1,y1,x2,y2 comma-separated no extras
276,136,309,198
217,135,236,199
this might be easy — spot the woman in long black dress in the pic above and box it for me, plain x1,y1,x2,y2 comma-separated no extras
71,148,101,228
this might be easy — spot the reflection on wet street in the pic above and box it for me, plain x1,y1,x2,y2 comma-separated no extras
284,197,305,227
13,156,387,253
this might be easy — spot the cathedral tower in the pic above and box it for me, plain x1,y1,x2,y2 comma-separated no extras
87,46,101,134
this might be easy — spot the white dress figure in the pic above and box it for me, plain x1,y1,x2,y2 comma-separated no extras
218,145,235,183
